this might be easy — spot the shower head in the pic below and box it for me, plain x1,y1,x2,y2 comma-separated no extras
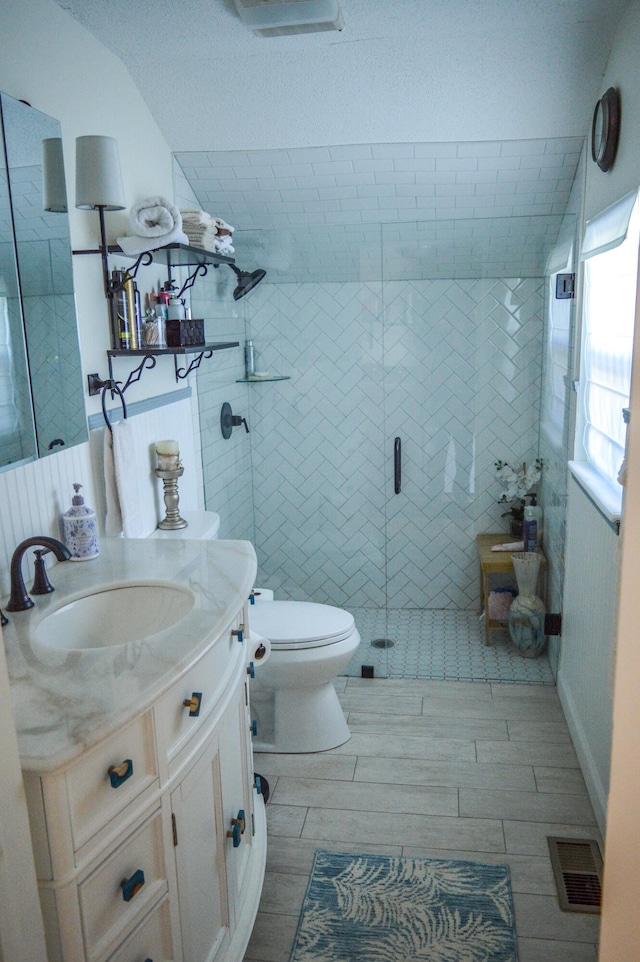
228,263,267,300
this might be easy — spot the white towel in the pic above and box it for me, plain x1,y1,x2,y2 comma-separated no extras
117,226,189,256
128,196,183,237
118,196,190,255
181,208,215,228
103,421,145,538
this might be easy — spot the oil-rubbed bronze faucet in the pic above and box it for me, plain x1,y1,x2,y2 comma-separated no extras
6,537,71,612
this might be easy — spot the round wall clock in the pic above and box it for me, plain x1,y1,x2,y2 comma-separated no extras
591,87,621,172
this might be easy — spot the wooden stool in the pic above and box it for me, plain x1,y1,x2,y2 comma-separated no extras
477,534,547,644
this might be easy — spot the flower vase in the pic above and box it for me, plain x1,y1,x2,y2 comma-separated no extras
508,552,546,657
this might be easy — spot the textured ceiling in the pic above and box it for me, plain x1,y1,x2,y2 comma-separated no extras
53,0,625,280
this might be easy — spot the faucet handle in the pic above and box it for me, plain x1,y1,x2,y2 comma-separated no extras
32,549,54,596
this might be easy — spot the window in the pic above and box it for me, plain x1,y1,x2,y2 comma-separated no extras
572,190,640,520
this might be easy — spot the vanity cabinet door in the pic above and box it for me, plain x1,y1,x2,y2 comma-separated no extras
170,730,229,962
106,896,175,962
218,680,255,928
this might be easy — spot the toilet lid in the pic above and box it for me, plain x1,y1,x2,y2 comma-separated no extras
250,601,356,649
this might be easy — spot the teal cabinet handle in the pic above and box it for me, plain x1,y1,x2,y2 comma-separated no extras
182,692,202,717
108,759,133,788
247,661,255,678
121,868,145,902
232,626,244,643
227,809,246,848
251,720,258,736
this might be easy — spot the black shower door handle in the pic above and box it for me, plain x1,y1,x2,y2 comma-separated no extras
394,437,401,494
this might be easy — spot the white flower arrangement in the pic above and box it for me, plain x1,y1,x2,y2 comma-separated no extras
494,458,543,508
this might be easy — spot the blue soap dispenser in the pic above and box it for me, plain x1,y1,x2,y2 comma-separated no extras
63,483,99,560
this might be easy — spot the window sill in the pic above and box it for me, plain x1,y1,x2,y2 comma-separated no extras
568,460,622,528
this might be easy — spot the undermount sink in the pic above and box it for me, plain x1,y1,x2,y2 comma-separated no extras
33,582,195,651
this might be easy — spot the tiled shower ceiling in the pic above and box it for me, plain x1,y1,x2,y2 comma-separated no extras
175,137,583,282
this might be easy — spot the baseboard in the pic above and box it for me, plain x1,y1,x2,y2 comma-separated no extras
557,673,608,836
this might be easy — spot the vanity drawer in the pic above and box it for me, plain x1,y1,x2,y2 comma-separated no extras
107,895,175,962
66,712,158,853
79,808,167,959
155,619,243,774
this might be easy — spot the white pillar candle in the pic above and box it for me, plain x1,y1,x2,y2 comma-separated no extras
156,440,179,456
156,439,180,471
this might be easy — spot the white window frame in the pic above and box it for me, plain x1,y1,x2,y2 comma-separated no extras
571,189,640,523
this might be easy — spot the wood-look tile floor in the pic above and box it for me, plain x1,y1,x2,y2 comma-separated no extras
243,677,601,962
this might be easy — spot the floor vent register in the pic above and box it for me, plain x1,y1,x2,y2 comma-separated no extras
547,836,603,914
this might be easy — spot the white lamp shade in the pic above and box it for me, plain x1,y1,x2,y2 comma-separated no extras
75,134,126,211
42,137,68,213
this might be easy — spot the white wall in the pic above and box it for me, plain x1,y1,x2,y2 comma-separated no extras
0,0,182,412
0,5,207,939
583,1,640,957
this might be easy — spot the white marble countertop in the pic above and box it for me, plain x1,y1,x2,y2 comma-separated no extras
1,537,257,773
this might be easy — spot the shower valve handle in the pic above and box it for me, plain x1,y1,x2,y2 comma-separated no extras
220,402,250,438
232,414,250,433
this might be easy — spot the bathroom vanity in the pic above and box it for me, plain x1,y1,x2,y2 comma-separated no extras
2,538,264,962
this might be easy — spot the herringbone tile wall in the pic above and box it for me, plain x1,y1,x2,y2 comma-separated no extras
244,275,543,609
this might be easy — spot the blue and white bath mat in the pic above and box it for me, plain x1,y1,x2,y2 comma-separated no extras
290,850,518,961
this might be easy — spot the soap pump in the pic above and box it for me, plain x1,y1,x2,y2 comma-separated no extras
62,483,99,561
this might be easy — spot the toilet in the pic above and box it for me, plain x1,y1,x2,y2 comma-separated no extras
249,594,360,753
148,511,360,754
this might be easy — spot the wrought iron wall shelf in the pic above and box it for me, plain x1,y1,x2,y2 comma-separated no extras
73,241,236,299
88,342,240,396
236,375,290,383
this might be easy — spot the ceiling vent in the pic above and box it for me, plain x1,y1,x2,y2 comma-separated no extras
233,0,344,36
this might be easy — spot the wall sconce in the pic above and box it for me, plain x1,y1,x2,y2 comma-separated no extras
75,134,126,297
42,137,68,213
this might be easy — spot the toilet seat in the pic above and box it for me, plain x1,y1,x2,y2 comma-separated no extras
250,600,356,650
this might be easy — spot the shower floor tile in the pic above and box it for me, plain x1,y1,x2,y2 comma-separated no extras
346,608,555,685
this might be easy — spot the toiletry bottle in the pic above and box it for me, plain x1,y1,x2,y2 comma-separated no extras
523,500,537,553
529,494,543,548
62,483,99,560
123,271,140,348
245,339,255,378
110,269,131,349
168,296,185,320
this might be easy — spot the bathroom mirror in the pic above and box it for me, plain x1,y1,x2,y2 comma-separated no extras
0,92,87,468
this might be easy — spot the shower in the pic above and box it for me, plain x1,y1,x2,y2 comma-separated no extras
228,263,267,300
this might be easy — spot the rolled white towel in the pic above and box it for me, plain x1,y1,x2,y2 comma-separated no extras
118,225,189,256
127,196,183,237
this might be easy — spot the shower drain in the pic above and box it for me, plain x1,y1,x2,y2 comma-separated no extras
371,638,396,649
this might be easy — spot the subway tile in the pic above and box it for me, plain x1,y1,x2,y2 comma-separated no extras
459,788,597,825
517,938,597,962
503,820,603,857
271,775,458,817
243,911,299,962
354,756,536,791
513,892,600,943
333,731,477,762
302,807,505,852
266,804,308,838
347,710,509,741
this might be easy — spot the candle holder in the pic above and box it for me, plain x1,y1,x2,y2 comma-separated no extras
155,464,188,530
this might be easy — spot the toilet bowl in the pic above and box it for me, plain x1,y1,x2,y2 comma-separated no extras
249,599,360,754
148,511,360,754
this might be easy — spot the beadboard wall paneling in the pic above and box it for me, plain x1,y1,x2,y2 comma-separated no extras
557,474,618,833
0,395,203,599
